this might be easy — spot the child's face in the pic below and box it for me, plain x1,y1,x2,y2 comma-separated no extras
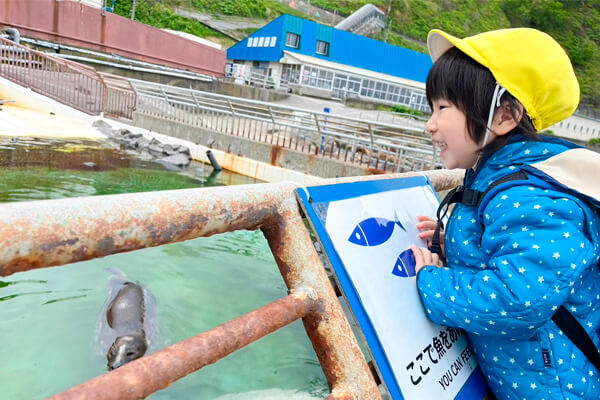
426,99,481,169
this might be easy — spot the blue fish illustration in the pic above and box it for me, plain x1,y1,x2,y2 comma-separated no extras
392,248,416,278
348,211,406,246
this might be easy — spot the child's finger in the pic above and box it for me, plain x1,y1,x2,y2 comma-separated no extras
431,253,443,267
410,245,424,266
416,221,438,231
418,229,436,239
417,215,435,223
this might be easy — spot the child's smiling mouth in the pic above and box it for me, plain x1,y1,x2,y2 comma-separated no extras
434,141,447,152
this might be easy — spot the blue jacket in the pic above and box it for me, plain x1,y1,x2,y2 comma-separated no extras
417,135,600,399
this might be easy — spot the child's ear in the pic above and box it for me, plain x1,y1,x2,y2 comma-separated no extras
493,102,522,136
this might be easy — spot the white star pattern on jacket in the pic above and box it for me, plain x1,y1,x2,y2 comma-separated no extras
416,139,600,399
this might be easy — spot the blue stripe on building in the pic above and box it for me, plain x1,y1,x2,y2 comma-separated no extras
227,14,432,84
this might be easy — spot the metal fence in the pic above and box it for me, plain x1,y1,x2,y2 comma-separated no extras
0,38,438,172
0,170,463,400
130,79,440,172
0,37,135,119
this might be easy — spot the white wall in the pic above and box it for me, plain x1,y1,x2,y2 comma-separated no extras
63,0,103,9
548,114,600,142
268,62,283,88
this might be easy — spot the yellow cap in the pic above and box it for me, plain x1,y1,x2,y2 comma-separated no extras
427,28,579,131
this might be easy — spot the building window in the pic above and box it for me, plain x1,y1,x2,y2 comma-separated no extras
286,32,300,48
316,40,329,56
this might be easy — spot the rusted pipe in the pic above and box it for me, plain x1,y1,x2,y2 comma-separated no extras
0,171,463,398
324,393,357,400
0,183,290,276
49,291,316,400
262,196,383,399
0,172,461,277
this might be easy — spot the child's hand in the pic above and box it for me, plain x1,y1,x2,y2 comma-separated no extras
410,244,444,275
416,215,445,258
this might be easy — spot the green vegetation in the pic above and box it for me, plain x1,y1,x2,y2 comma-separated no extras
590,137,600,146
113,0,233,45
190,0,310,19
390,104,424,117
378,104,424,117
114,0,600,113
312,0,600,111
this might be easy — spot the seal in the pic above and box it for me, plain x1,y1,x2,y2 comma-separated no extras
105,282,148,370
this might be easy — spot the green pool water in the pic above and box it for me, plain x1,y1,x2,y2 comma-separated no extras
0,138,328,399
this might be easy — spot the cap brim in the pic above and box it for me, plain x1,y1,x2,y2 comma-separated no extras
427,29,488,68
427,30,456,62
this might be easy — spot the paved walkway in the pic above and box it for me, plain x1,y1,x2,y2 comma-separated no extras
275,93,427,129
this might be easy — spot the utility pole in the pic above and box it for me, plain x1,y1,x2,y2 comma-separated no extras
384,0,392,43
131,0,137,20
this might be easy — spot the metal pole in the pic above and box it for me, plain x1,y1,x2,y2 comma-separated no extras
384,0,392,43
131,0,137,20
49,293,317,400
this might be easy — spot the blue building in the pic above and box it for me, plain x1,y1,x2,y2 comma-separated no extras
226,14,433,112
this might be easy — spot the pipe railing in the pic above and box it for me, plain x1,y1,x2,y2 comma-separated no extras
0,37,136,119
0,169,464,400
0,38,437,171
130,79,440,172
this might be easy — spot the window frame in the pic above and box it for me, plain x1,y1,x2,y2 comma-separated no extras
285,32,300,49
316,40,330,56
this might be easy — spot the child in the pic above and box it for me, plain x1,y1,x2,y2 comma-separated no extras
410,28,600,399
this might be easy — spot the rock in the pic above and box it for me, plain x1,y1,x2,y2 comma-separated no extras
148,144,164,154
92,120,114,136
179,146,191,155
163,144,177,156
157,153,191,167
114,128,131,136
135,137,150,149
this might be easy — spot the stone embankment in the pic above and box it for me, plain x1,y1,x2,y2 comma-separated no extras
109,127,193,168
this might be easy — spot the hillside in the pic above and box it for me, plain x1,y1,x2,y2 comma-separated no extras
113,0,600,113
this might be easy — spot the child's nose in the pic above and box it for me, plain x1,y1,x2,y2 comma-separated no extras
425,117,436,135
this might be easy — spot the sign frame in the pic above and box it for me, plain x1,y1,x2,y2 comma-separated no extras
296,176,487,400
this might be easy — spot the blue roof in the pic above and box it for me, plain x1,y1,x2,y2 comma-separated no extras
227,14,432,83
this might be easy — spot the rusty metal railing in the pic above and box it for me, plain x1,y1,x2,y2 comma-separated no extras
129,79,440,173
0,169,463,400
0,37,135,119
102,73,137,120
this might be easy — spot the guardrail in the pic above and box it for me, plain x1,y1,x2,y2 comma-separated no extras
0,37,135,119
0,38,438,172
130,79,440,172
0,169,463,400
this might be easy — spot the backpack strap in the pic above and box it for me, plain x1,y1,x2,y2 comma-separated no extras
430,171,528,257
431,168,600,373
552,306,600,372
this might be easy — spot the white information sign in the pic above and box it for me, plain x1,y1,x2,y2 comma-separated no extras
297,177,487,399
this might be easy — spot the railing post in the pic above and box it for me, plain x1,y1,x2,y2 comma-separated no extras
27,47,32,86
261,195,382,400
367,123,375,150
313,113,323,155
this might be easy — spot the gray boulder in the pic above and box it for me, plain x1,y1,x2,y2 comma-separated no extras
157,153,192,167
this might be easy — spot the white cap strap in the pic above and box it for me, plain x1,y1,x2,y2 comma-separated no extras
482,83,507,147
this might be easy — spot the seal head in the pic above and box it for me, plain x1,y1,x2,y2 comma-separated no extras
107,334,148,370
